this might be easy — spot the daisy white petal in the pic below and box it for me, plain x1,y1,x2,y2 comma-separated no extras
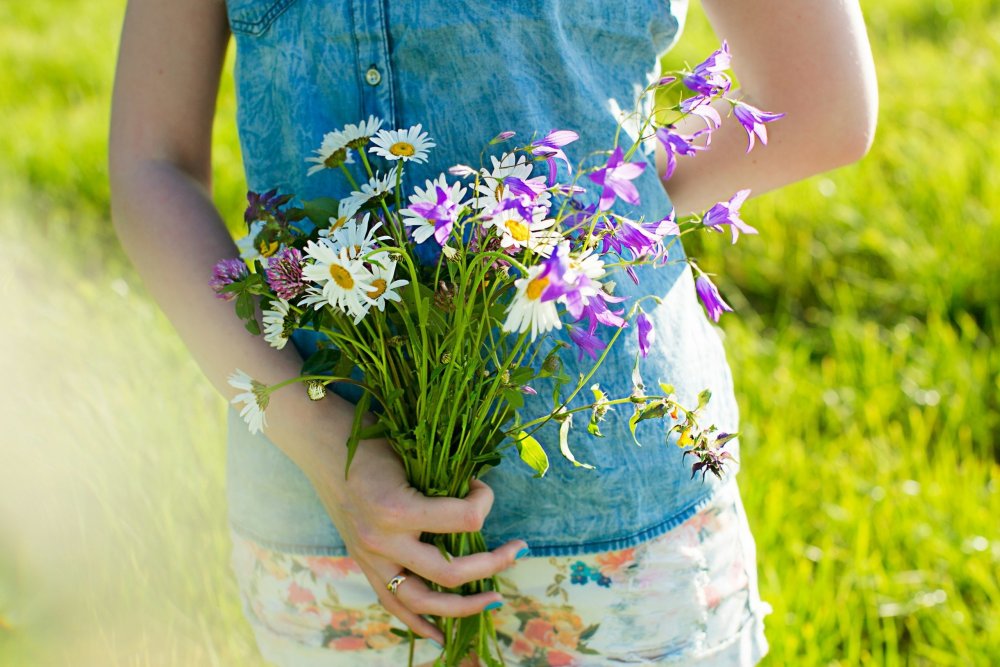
301,240,376,320
370,124,436,163
305,131,354,175
339,166,399,220
340,115,385,149
261,298,293,350
502,265,562,342
228,369,269,434
365,255,409,311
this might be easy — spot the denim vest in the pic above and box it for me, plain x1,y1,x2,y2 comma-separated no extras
224,0,742,556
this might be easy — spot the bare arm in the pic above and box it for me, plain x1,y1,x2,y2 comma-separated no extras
109,0,523,640
660,0,879,214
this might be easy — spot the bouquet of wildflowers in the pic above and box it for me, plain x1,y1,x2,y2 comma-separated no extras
212,43,780,666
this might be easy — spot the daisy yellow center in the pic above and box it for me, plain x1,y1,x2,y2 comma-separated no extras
526,275,549,301
389,141,415,157
494,182,506,200
506,219,531,243
368,278,388,298
329,263,355,289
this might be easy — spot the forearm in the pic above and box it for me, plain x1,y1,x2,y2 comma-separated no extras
108,159,354,469
661,0,878,215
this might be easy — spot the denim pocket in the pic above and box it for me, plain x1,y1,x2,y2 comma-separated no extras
227,0,298,36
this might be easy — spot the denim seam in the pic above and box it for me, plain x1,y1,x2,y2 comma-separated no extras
229,483,730,558
520,487,719,557
230,0,298,36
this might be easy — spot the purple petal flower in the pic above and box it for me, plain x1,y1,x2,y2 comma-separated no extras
490,130,516,144
695,274,734,322
683,42,732,97
408,186,461,246
567,327,606,362
529,129,580,185
636,312,654,358
520,385,538,395
265,247,307,300
655,127,707,181
244,189,290,227
588,147,646,211
702,189,757,244
680,95,722,130
657,75,678,87
577,296,627,334
593,215,659,257
210,258,249,300
732,101,786,153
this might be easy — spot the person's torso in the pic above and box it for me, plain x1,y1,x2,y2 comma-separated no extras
224,0,742,556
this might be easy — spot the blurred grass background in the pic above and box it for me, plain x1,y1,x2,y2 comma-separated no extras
1,0,997,665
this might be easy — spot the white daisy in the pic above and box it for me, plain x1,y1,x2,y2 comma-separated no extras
339,166,400,220
502,264,562,342
364,254,409,311
401,175,468,245
261,298,293,350
370,124,436,163
487,208,558,253
340,115,385,149
305,130,354,176
236,220,268,261
228,369,268,434
474,153,552,218
327,213,389,259
301,239,375,323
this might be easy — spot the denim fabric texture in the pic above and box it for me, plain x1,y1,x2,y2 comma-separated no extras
224,0,743,557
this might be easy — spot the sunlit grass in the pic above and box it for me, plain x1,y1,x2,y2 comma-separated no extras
1,0,998,665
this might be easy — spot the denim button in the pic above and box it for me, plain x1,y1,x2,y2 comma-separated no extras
365,66,382,86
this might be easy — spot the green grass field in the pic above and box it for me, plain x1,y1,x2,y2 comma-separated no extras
1,0,998,665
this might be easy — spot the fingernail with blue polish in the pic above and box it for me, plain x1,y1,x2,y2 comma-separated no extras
515,547,531,560
484,601,504,612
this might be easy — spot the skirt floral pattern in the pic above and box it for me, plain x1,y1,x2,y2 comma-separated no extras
230,481,771,666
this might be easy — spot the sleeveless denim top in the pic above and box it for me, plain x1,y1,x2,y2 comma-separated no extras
224,0,742,557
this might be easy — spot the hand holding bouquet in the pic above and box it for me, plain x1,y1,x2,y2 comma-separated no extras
212,43,781,666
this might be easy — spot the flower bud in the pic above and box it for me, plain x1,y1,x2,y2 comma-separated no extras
306,381,326,401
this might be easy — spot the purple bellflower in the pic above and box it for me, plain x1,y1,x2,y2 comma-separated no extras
588,146,646,211
695,274,734,323
655,127,708,181
682,42,732,97
407,185,461,245
636,312,655,358
732,101,785,152
529,129,580,185
568,326,606,362
680,94,723,130
702,189,757,244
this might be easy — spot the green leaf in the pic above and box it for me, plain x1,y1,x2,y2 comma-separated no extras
344,391,371,480
558,414,595,470
301,347,342,377
301,197,341,226
513,431,549,478
235,290,255,320
628,401,669,445
242,318,261,336
659,382,675,396
501,387,525,410
697,388,712,410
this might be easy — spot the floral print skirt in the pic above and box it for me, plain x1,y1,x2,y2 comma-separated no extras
230,481,771,666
